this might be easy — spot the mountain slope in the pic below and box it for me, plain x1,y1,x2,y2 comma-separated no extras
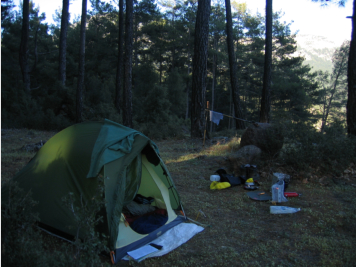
295,34,341,72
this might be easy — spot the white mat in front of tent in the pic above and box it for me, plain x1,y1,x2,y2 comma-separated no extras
123,222,204,260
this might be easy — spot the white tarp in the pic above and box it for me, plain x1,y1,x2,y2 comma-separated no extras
124,222,204,260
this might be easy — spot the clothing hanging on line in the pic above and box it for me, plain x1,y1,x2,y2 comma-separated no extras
210,111,224,125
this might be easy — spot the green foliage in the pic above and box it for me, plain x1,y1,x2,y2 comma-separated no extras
60,176,109,267
134,83,174,139
1,177,109,266
1,181,45,266
281,122,356,174
165,69,186,117
1,0,343,134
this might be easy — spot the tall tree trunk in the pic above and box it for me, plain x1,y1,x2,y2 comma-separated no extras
31,25,39,73
76,0,87,123
19,0,30,93
185,51,191,120
134,14,138,67
347,0,356,136
115,0,124,114
123,0,133,128
260,0,272,123
191,0,211,138
225,0,245,129
58,0,69,86
210,34,217,133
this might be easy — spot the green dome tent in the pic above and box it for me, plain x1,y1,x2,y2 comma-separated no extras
2,119,186,263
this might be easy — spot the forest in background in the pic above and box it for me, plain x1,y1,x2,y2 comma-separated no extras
1,0,350,138
2,1,356,266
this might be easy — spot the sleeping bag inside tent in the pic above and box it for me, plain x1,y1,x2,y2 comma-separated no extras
1,119,186,263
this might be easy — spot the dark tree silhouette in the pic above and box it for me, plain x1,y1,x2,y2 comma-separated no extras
19,0,30,92
115,0,124,114
58,0,69,86
225,0,245,129
347,0,356,135
76,0,87,123
123,0,134,128
311,0,355,135
191,0,211,138
260,0,272,123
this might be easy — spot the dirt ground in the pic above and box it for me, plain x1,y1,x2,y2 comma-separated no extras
2,129,356,266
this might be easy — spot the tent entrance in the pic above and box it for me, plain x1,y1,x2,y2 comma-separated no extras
115,155,178,249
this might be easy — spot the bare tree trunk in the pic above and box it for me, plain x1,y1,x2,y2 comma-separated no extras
134,12,139,67
123,0,134,128
19,0,30,93
225,0,245,129
210,33,218,133
115,0,124,114
191,0,211,138
260,0,272,123
229,89,232,129
58,0,69,86
159,55,162,85
31,25,39,73
185,51,191,120
76,0,87,123
347,0,356,136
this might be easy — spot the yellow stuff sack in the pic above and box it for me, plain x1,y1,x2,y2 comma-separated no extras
210,181,231,190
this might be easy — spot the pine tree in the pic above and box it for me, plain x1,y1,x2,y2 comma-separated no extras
321,41,349,131
259,0,272,123
115,0,124,114
76,0,88,123
347,0,356,135
58,0,69,86
123,0,134,128
225,0,245,129
191,0,211,138
19,0,30,92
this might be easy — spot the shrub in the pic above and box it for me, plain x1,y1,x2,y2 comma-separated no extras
280,122,356,175
1,178,109,266
1,181,45,266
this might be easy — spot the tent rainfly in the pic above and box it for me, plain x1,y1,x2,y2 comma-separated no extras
1,119,186,263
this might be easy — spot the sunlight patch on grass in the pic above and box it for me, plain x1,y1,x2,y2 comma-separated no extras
165,137,240,164
202,137,240,157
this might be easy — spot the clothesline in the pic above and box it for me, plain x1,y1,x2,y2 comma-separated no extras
206,109,258,126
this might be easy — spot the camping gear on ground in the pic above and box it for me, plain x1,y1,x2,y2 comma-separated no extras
134,194,154,204
270,206,301,214
240,164,260,181
244,183,258,190
246,191,272,201
210,181,231,190
210,175,220,182
271,180,288,203
195,210,206,221
215,168,244,186
124,201,156,216
130,213,168,234
1,119,187,263
243,178,259,190
246,178,254,183
122,223,204,261
126,243,161,262
272,172,290,190
284,192,300,197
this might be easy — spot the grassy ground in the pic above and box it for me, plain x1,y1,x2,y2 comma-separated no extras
2,129,356,266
